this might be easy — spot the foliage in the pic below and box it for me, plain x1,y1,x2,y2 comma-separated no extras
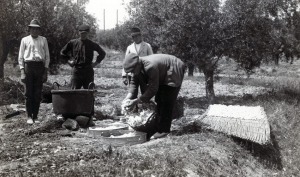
97,22,133,52
223,0,300,70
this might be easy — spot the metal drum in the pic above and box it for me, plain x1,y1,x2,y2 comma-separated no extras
51,82,95,117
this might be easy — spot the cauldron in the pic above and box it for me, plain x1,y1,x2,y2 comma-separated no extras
51,82,95,117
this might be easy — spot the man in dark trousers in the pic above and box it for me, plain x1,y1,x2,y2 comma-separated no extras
60,24,106,89
122,53,186,139
18,19,50,124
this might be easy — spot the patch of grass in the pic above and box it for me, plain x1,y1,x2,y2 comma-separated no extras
218,86,300,176
257,95,300,176
211,73,300,176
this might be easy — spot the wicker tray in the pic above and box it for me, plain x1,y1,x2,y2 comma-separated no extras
199,104,270,144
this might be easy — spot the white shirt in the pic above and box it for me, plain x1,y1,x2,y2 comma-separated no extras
134,43,141,54
122,41,153,77
18,35,50,69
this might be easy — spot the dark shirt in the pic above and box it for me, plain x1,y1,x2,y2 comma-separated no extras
129,54,185,102
60,38,106,66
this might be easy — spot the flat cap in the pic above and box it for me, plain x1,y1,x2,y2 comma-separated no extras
123,53,139,73
130,27,141,36
78,24,90,32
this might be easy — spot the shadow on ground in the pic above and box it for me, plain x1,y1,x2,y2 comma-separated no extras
232,128,283,170
178,93,283,170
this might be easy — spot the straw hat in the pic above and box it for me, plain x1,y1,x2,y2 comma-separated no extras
28,19,41,28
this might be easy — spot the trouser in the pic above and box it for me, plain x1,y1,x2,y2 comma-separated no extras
24,62,45,120
134,85,181,140
71,65,94,89
155,85,181,133
68,65,94,117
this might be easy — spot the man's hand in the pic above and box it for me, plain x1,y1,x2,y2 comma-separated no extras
42,68,48,83
124,98,140,110
92,62,99,68
123,77,128,85
122,76,132,86
20,69,26,83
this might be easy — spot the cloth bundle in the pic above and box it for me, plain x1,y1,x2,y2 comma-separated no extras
121,100,157,130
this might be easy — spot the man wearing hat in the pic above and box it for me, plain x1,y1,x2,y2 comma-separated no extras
18,19,50,124
60,24,106,89
122,53,186,139
122,27,153,85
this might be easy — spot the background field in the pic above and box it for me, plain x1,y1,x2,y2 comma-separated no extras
0,49,300,176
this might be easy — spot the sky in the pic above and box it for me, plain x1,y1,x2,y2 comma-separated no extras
85,0,130,30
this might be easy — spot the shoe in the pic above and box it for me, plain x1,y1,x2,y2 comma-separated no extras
27,118,34,125
151,132,169,139
34,119,40,123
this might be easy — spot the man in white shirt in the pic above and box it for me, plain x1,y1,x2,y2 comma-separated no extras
18,19,50,124
122,27,153,85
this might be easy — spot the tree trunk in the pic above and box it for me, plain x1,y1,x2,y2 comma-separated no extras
274,53,279,66
0,35,3,91
0,35,3,79
203,68,215,104
187,62,194,76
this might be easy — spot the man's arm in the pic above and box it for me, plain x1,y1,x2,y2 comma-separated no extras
43,37,50,68
18,38,25,70
43,37,50,82
125,45,131,55
122,45,132,81
138,67,159,102
60,41,72,60
18,38,26,83
93,43,106,67
147,43,153,55
60,41,74,66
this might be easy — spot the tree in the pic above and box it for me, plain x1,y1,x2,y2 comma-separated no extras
0,0,21,79
127,0,224,103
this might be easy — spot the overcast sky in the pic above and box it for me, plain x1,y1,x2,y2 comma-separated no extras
85,0,130,30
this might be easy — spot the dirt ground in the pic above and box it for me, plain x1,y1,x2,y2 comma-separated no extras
0,53,291,176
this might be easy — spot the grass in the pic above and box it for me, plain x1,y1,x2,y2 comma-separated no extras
217,65,300,176
1,54,300,176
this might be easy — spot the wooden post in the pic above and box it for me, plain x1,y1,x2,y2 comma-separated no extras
116,9,118,27
103,9,105,31
0,35,4,90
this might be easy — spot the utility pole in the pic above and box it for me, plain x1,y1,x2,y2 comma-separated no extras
116,9,118,27
103,9,105,31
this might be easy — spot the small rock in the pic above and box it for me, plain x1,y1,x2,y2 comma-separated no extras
75,115,91,128
62,118,79,131
79,159,85,166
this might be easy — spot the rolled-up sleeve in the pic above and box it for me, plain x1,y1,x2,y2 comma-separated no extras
18,38,25,69
95,43,106,63
44,37,50,68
